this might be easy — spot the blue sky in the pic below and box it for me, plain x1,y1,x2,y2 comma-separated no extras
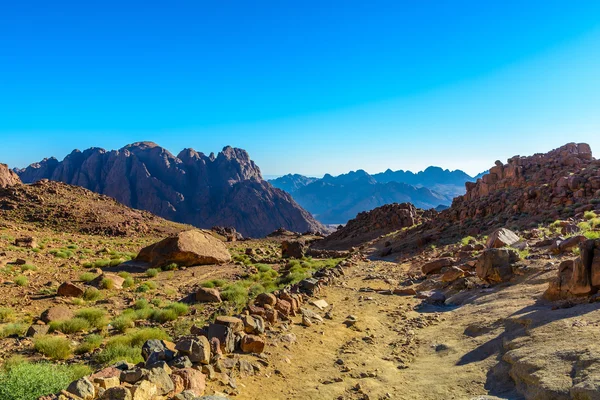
1,1,599,176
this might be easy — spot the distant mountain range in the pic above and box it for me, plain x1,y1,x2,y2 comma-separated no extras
269,167,484,224
15,142,324,237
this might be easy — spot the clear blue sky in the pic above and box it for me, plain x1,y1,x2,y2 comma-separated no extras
1,1,599,176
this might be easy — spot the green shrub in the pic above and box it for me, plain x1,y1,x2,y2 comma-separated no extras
49,318,90,334
75,334,103,354
134,298,149,310
94,328,169,365
0,308,15,323
584,211,598,220
118,271,131,279
75,308,108,329
0,323,26,338
111,315,135,333
19,264,36,272
146,268,159,278
123,277,134,288
33,335,73,360
0,360,90,400
166,302,189,316
151,309,178,323
200,279,227,288
100,278,114,290
460,236,476,246
220,283,249,307
83,287,103,302
161,263,178,271
14,276,28,287
79,272,97,282
584,231,600,240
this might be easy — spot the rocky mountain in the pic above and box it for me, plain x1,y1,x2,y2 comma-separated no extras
268,174,318,193
270,169,449,224
0,163,21,188
16,142,324,237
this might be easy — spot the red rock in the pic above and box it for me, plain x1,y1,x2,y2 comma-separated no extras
422,258,453,275
171,368,206,396
40,306,74,323
275,299,292,316
195,287,222,303
255,293,277,307
214,316,244,332
240,335,266,353
57,281,85,298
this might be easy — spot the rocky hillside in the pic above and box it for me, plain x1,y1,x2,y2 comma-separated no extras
313,203,434,250
0,163,21,188
271,169,448,224
268,174,318,193
0,179,188,237
446,142,599,231
16,142,324,237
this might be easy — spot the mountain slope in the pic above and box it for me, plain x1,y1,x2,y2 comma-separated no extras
17,142,324,237
268,174,318,193
279,170,448,224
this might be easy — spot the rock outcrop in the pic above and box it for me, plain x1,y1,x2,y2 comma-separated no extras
136,230,231,268
447,143,599,229
17,142,324,237
545,239,600,300
314,203,433,250
0,163,20,188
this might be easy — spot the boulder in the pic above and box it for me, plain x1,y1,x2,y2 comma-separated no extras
207,324,235,353
441,266,465,282
14,236,36,248
26,324,50,337
557,235,586,253
195,287,221,303
144,366,175,396
240,335,266,353
214,316,244,333
41,306,74,323
175,337,211,364
136,230,231,268
422,258,453,275
99,387,131,400
281,240,306,259
476,248,520,284
0,163,20,188
255,293,277,307
66,377,95,400
486,228,520,249
171,368,206,396
57,281,85,298
546,239,600,300
130,380,157,400
96,273,125,289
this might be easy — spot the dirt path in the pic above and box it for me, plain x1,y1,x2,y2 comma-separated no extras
235,261,504,400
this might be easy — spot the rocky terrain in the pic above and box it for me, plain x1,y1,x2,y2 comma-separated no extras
2,142,600,400
16,142,324,237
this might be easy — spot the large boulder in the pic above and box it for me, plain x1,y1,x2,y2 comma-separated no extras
486,228,520,248
545,239,600,300
281,240,306,259
136,230,231,268
476,248,520,284
422,257,454,275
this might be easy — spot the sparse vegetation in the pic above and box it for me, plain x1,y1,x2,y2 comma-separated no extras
0,308,15,323
33,335,73,360
0,359,90,400
14,276,28,287
146,268,159,278
94,328,169,365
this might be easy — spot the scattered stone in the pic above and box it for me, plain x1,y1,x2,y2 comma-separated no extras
175,337,211,364
66,377,95,400
215,316,244,333
241,335,265,353
310,299,329,310
26,324,49,337
172,368,206,396
281,240,306,259
476,248,520,284
255,293,277,307
41,306,74,323
57,281,84,298
195,287,222,303
422,258,453,275
486,228,520,248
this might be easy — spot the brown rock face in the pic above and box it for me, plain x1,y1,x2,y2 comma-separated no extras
315,203,432,250
476,248,520,284
447,143,600,228
57,281,85,298
546,239,600,300
486,228,520,248
17,142,323,237
136,230,231,268
0,163,20,188
422,257,454,275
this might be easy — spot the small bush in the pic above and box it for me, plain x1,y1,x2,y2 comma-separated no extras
134,298,149,310
94,328,169,365
79,272,97,283
33,335,73,360
460,236,476,246
0,360,90,400
220,283,249,307
101,278,115,290
146,268,159,278
19,264,36,272
49,318,91,334
14,276,28,287
584,231,600,240
201,279,227,288
123,277,134,288
83,288,103,302
111,315,135,333
165,302,189,316
584,211,598,220
161,263,178,271
0,323,26,338
0,308,15,323
75,308,108,329
151,309,178,323
75,334,103,354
